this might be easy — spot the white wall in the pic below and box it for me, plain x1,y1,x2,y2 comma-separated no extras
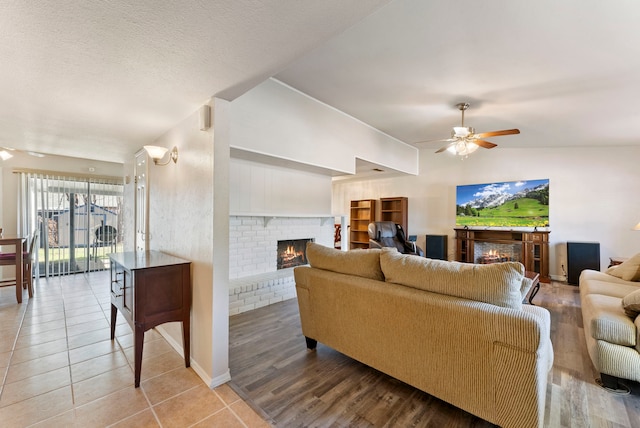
230,157,332,216
139,103,220,386
230,78,418,176
333,146,640,280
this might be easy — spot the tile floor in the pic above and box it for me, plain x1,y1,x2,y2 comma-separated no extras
0,270,271,427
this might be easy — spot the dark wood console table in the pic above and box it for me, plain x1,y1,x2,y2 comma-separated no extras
109,251,191,387
454,228,550,283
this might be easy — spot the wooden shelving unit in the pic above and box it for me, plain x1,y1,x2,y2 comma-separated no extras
380,197,408,236
349,199,376,249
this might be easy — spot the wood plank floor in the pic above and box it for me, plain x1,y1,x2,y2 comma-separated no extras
229,282,640,427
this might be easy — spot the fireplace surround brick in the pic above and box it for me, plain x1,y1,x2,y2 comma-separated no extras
229,215,334,314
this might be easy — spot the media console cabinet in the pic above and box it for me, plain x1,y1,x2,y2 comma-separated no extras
109,251,191,387
454,228,550,283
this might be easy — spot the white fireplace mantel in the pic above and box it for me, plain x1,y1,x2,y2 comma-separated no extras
230,212,341,227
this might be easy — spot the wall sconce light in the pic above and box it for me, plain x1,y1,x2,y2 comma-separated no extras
143,145,178,165
0,149,13,161
633,222,640,231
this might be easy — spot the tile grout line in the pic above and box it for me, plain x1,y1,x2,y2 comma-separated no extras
0,293,29,402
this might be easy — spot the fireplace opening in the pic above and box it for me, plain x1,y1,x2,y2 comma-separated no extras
474,242,522,264
277,239,314,270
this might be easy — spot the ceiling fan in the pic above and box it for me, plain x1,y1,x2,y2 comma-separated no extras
416,103,520,156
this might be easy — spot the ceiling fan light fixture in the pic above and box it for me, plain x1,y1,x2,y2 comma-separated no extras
447,140,479,156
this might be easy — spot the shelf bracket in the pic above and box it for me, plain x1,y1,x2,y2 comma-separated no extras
321,217,333,226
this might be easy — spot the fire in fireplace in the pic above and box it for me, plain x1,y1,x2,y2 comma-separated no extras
277,239,314,270
474,242,521,264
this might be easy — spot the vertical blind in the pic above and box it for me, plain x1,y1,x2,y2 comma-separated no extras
16,170,124,278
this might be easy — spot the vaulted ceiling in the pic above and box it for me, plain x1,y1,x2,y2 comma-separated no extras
1,1,639,164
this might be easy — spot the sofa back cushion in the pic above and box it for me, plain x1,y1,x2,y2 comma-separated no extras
305,242,385,281
380,248,524,310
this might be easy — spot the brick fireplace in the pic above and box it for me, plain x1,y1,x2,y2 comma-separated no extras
228,216,334,314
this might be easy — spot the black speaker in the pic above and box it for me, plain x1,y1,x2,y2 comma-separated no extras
567,242,600,285
425,235,448,260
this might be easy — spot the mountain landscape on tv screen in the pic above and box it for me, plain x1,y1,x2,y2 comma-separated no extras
456,179,549,227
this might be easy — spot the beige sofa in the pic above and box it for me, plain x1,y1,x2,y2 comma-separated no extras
579,255,640,389
294,243,554,428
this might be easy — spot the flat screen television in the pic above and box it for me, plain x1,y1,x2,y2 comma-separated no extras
456,179,549,228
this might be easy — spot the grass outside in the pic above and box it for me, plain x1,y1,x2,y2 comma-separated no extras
37,243,123,265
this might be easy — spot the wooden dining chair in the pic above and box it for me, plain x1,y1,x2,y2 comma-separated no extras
0,231,37,299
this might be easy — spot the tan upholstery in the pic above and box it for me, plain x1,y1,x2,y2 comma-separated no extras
380,248,525,310
582,294,636,346
305,242,384,281
579,269,640,382
605,252,640,282
295,246,553,428
622,288,640,318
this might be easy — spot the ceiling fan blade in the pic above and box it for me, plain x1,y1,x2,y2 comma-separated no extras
474,129,520,138
473,139,497,149
435,142,456,153
413,137,455,145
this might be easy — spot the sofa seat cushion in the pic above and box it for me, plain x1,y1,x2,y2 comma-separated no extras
605,252,640,282
580,278,640,299
622,288,640,319
380,248,524,310
306,242,384,281
583,294,636,347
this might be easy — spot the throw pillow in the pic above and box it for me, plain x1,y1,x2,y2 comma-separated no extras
622,288,640,318
520,276,534,300
305,242,385,281
379,248,524,310
605,252,640,282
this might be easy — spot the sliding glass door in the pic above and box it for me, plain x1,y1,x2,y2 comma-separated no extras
18,172,124,277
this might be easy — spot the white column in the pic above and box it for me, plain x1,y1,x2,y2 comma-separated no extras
210,97,231,387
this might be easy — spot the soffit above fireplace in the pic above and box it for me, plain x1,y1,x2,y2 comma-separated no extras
231,148,410,182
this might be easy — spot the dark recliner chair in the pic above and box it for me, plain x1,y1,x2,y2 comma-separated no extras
368,221,424,256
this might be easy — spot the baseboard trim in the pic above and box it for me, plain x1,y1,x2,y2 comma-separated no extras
155,325,215,387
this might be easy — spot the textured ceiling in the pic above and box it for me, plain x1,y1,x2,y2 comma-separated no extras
2,0,639,166
0,0,390,163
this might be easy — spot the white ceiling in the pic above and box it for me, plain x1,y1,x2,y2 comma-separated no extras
2,1,640,165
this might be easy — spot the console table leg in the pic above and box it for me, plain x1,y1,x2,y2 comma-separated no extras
110,305,117,340
182,318,191,368
134,324,144,387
